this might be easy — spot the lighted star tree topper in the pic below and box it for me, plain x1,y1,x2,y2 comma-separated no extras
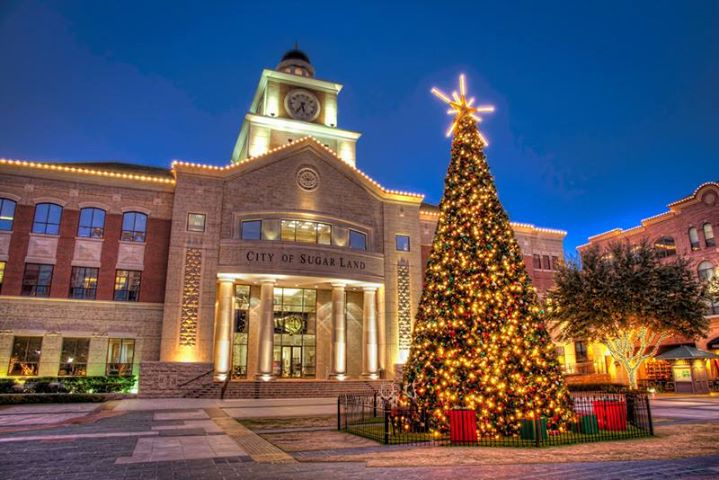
403,74,572,438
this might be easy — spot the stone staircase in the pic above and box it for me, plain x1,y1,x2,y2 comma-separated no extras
184,379,392,399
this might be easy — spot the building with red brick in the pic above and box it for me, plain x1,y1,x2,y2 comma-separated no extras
0,49,566,397
578,182,719,385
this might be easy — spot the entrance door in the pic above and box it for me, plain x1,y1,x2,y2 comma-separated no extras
281,346,303,377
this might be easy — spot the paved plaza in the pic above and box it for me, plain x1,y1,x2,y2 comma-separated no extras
0,395,718,479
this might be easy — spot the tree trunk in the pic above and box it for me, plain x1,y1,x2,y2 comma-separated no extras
626,367,639,390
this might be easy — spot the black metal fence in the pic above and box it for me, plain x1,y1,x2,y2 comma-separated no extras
337,391,654,447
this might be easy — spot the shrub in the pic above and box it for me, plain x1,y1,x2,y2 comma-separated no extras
0,378,16,394
15,376,136,394
0,393,105,405
567,383,642,393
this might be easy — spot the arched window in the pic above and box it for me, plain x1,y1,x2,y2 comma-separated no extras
698,261,716,282
654,236,676,258
689,227,700,250
703,223,715,247
78,207,106,239
121,212,147,242
32,203,63,235
0,198,17,231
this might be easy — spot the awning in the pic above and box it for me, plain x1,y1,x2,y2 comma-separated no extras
655,345,719,360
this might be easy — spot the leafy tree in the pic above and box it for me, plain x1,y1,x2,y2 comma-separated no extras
546,241,709,389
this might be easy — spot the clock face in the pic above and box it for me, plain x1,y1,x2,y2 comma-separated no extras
285,89,320,122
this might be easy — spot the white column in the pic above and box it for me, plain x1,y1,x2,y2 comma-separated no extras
330,283,347,379
257,279,276,380
213,279,234,381
362,286,379,379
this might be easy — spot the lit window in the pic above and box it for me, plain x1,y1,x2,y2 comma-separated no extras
295,221,317,243
0,198,17,231
8,336,43,376
78,207,106,238
69,267,99,300
698,261,715,282
395,235,410,252
654,236,676,258
58,338,90,376
703,223,715,247
532,254,542,269
114,270,141,301
32,203,62,235
317,223,331,245
233,285,251,378
574,340,588,363
241,220,262,240
272,288,316,378
349,230,366,250
106,338,135,376
121,212,147,242
187,213,206,232
21,263,53,297
689,227,700,250
0,261,5,293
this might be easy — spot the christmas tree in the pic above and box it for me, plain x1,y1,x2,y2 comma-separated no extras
403,75,572,438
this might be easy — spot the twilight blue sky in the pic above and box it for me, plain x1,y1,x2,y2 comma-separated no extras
0,1,717,255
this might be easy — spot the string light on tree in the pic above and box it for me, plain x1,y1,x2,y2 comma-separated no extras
404,74,572,438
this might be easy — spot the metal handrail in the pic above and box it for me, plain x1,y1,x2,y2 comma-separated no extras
177,368,214,388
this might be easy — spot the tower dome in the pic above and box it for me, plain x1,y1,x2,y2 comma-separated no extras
277,45,315,78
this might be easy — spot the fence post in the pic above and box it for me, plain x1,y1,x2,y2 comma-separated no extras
534,417,541,447
373,391,377,417
384,408,390,445
344,396,349,431
337,396,341,431
645,394,654,436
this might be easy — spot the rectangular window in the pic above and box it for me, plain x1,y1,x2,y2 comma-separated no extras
317,223,332,245
542,255,551,270
78,208,105,238
395,234,410,252
22,263,53,297
704,223,716,247
114,270,141,301
0,198,16,231
8,336,42,376
32,203,63,235
349,229,367,250
574,340,588,363
187,213,206,233
532,254,542,269
241,220,262,240
106,338,135,376
272,288,316,378
0,261,5,294
551,256,560,270
232,285,251,378
69,267,99,299
121,212,148,242
58,338,90,376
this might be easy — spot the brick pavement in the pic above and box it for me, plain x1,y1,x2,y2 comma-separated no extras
1,401,719,479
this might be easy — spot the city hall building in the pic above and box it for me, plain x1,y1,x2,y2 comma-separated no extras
0,50,566,397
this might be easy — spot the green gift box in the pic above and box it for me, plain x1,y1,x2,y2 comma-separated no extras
520,417,548,440
577,414,599,434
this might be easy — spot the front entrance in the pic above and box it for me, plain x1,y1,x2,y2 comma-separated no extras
281,346,303,377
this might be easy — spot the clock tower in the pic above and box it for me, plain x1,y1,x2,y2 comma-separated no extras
231,48,361,166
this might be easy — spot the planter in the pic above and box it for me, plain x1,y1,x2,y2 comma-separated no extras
449,409,477,443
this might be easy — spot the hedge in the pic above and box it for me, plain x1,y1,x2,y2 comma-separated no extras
0,393,106,405
1,376,136,394
567,383,643,393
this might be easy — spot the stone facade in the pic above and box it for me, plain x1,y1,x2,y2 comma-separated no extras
0,50,568,397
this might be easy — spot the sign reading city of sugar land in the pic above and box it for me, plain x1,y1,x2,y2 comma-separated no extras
245,250,367,270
